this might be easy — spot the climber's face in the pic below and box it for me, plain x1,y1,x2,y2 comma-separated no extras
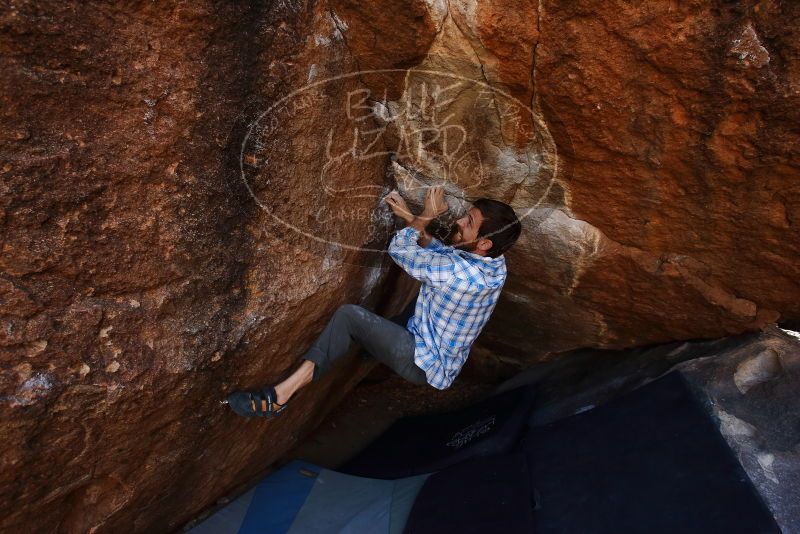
445,206,492,256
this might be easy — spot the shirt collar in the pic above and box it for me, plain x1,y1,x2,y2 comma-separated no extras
426,234,505,265
454,248,506,264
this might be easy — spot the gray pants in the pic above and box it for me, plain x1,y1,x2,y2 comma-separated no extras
302,302,428,386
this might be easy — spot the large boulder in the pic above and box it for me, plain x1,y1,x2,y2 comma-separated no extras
0,1,434,532
319,0,800,361
1,0,798,532
482,0,800,362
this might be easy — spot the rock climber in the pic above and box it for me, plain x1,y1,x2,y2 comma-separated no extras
225,186,522,417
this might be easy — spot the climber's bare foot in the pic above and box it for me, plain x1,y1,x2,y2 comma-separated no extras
274,360,315,405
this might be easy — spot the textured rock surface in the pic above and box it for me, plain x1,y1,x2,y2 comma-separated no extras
474,0,800,362
326,0,800,362
0,1,427,532
2,0,799,532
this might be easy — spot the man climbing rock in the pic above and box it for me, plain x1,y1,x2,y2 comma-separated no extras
225,186,521,417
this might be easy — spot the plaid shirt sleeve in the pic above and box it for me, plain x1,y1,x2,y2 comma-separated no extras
388,226,455,288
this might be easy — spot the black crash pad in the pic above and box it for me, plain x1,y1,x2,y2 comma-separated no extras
341,385,536,479
522,371,779,533
403,453,534,534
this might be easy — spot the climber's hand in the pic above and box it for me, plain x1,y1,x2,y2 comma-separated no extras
383,190,415,224
421,185,448,220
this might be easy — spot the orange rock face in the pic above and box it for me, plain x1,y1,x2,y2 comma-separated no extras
481,0,799,363
0,1,432,532
1,0,798,531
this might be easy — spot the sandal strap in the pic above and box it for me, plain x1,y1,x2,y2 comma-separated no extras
264,386,287,413
246,389,266,415
238,385,287,417
250,386,285,416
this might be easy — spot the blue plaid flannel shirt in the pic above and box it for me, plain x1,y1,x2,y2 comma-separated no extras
388,225,507,389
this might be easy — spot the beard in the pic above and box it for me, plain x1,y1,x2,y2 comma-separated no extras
442,222,477,253
425,219,477,253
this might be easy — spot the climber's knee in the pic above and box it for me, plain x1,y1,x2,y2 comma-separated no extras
337,303,362,317
336,304,369,337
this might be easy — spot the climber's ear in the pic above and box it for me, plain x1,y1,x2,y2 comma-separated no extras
476,237,493,255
